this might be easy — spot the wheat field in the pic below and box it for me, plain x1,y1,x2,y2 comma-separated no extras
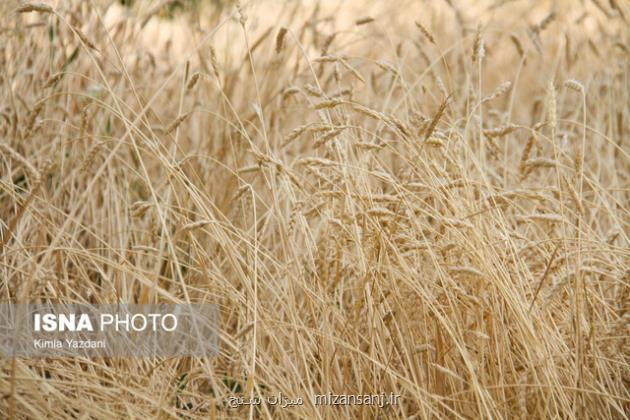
1,0,629,418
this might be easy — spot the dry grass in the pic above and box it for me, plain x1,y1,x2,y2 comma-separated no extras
1,0,629,418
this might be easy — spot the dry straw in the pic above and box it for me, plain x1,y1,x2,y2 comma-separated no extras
16,2,53,13
482,81,512,103
164,112,191,135
1,1,628,418
355,16,375,25
510,33,525,56
186,72,200,90
472,26,485,62
275,27,288,53
44,72,64,88
415,21,436,44
72,26,98,51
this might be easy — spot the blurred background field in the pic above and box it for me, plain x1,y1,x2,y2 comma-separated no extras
1,0,629,418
